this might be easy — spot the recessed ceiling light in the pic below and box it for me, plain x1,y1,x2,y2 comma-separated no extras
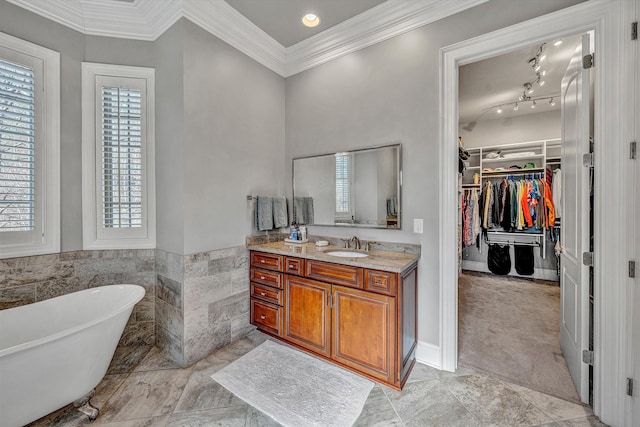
302,13,320,28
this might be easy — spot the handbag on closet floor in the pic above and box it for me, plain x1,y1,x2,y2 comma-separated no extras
487,243,511,275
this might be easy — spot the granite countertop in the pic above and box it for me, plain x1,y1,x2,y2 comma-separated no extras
247,241,419,274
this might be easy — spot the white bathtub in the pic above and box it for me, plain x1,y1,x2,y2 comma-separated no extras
0,284,145,427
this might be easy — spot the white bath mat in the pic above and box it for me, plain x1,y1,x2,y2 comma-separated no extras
211,340,374,427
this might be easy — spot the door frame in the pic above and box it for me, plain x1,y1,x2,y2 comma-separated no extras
438,0,631,424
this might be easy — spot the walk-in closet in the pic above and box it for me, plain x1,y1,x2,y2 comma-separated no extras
456,33,592,405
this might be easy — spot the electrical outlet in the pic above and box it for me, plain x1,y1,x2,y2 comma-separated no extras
413,218,423,234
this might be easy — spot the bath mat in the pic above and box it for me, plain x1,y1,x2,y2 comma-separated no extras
211,340,374,427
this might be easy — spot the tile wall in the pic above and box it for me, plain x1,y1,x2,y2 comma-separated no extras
156,246,252,367
1,246,254,369
0,250,157,347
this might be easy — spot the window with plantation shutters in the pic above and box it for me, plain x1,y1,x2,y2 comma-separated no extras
335,153,353,217
0,59,35,232
0,33,60,260
101,86,143,229
82,63,155,250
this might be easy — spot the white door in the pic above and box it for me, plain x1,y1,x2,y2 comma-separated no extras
559,34,592,404
633,12,640,423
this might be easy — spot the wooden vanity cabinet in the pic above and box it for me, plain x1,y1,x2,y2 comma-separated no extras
249,249,417,390
332,285,396,382
284,276,331,357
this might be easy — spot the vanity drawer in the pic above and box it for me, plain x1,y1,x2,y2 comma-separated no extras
284,256,305,276
251,282,284,306
250,251,283,271
305,260,363,289
364,269,397,296
250,268,283,289
251,298,282,336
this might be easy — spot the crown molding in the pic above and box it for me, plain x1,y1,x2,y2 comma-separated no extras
5,0,488,77
284,0,490,76
182,0,285,76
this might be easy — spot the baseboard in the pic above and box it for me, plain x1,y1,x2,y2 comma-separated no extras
415,341,441,369
461,260,558,281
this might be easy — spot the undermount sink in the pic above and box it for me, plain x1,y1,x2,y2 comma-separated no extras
326,250,369,258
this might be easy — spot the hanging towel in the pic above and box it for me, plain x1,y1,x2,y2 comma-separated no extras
272,196,289,229
256,196,274,231
304,197,314,225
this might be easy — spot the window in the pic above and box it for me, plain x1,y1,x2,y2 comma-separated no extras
335,153,353,219
0,32,60,259
82,63,155,249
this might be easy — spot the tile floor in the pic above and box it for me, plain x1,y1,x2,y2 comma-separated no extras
28,331,605,427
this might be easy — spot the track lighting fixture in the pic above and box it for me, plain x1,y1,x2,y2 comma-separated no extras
531,100,537,109
549,98,556,107
513,103,519,111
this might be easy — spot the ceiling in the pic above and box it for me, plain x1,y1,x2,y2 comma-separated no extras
224,0,387,48
6,0,489,76
459,34,582,126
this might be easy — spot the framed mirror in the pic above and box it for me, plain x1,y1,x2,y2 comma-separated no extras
293,144,401,229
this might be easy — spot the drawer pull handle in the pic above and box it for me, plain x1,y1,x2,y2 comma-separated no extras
289,264,295,269
375,280,382,285
260,292,266,296
260,259,266,263
260,276,265,280
260,315,267,320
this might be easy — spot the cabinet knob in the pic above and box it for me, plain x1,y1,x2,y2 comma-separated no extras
260,315,266,320
260,292,266,296
375,280,382,285
260,276,265,280
289,264,295,269
260,259,265,263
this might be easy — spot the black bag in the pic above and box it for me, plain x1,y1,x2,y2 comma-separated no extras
514,245,535,276
487,243,511,275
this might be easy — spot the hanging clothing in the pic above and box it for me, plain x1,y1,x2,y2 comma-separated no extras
553,168,562,218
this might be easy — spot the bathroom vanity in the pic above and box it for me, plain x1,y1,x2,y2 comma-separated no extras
248,241,418,390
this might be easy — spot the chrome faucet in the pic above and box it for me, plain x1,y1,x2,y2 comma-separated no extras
349,236,361,250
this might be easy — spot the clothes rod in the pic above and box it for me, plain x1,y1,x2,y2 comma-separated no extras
486,240,541,247
482,169,544,176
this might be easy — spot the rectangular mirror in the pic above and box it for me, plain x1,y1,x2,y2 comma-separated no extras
293,144,401,229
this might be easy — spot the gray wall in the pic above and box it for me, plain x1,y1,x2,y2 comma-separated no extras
155,21,186,255
182,22,286,255
460,110,561,149
285,0,585,346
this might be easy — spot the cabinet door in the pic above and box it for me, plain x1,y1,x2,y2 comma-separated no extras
284,276,331,357
332,285,396,383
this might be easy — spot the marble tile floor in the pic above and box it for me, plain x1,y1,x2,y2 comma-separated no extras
28,331,605,427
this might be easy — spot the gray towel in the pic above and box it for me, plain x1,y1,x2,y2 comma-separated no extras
304,197,314,225
272,196,288,229
256,196,273,231
294,197,306,224
294,197,314,225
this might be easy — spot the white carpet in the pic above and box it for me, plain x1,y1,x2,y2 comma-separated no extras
211,340,374,427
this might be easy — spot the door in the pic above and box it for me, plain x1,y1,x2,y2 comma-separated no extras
331,285,396,383
284,276,331,357
559,34,592,404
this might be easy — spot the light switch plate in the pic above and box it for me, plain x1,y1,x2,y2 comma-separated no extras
413,218,423,234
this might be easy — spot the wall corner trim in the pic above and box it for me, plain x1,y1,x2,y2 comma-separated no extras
415,341,442,370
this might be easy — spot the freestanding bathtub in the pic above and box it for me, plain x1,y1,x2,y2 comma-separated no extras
0,284,145,427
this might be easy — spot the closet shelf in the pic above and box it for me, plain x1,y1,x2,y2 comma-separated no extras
482,168,545,175
482,154,544,163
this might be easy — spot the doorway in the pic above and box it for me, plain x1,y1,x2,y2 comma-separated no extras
439,1,631,424
456,34,590,404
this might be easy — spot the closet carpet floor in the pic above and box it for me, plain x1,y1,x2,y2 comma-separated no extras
458,271,581,404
